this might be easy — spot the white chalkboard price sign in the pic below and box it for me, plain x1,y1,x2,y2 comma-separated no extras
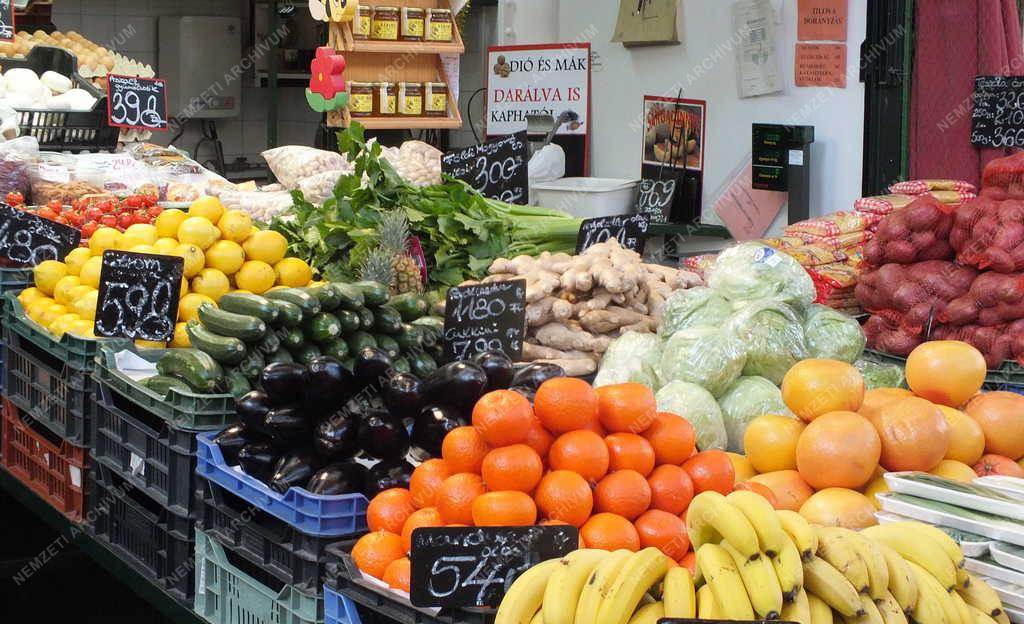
94,251,183,342
443,279,526,362
0,204,81,266
576,213,650,254
441,131,529,204
107,74,169,131
636,178,677,224
0,1,14,42
409,525,578,608
972,75,1024,148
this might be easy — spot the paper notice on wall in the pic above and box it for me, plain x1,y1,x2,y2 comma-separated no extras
795,43,847,88
732,0,782,98
441,54,460,101
714,157,787,240
451,0,469,14
797,0,849,41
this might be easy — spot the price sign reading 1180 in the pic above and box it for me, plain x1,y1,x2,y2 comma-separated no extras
443,279,526,362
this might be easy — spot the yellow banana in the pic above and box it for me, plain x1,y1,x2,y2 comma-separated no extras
862,525,958,591
958,574,1004,619
696,543,756,620
803,555,864,618
696,584,721,619
876,543,918,616
817,527,871,594
686,491,762,560
778,509,819,561
496,559,562,624
722,540,784,620
808,592,836,624
844,593,885,624
781,588,813,624
727,490,790,557
575,550,633,624
886,521,965,569
995,611,1011,624
626,601,664,624
877,592,910,624
596,548,671,624
774,534,806,601
662,566,696,619
968,603,1002,624
953,589,977,624
958,567,972,590
845,530,890,601
908,560,961,624
542,549,609,624
530,610,544,624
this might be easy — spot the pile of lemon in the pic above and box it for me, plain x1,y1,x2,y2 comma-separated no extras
18,196,313,348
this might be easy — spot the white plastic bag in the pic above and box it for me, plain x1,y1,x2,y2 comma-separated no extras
262,145,348,189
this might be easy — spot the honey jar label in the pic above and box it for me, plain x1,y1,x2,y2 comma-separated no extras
402,95,423,115
403,19,424,38
350,93,373,113
356,15,371,36
381,95,397,115
372,20,399,40
428,93,447,113
428,22,452,42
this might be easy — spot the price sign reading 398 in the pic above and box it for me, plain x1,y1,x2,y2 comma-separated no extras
443,279,526,362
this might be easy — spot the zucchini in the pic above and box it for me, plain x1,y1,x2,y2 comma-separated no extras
372,305,403,334
292,343,322,365
305,312,343,343
266,348,294,364
257,330,281,355
337,310,361,335
265,288,321,316
427,340,445,362
341,358,355,370
185,321,247,365
279,327,305,350
156,349,224,393
347,331,377,352
354,281,389,306
394,325,423,353
271,300,303,328
333,283,365,310
218,293,279,325
236,351,266,379
412,316,443,347
391,357,411,375
311,284,342,311
410,316,444,331
197,303,267,342
389,293,429,322
376,335,401,359
223,369,252,398
357,307,374,331
321,338,350,361
142,374,191,396
409,351,438,379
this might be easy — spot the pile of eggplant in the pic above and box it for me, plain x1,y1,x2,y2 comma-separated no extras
212,345,567,499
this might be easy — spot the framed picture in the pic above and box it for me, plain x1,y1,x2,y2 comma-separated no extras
641,95,707,172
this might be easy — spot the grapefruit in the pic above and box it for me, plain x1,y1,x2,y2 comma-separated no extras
782,359,865,422
743,414,805,473
906,341,986,407
868,396,950,472
859,388,914,421
799,488,878,529
937,405,985,465
796,411,881,490
930,459,978,482
965,392,1024,459
748,470,814,512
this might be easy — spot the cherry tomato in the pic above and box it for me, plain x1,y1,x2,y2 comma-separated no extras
47,199,63,212
80,221,99,239
147,206,163,218
99,214,118,228
98,200,116,214
68,212,86,227
131,209,150,225
124,195,143,209
141,194,157,207
5,191,24,205
118,212,134,229
37,207,59,220
84,207,103,222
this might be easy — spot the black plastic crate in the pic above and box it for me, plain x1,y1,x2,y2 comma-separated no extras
88,463,195,604
91,380,199,518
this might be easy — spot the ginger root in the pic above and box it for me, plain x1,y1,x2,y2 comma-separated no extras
579,306,649,334
535,322,613,353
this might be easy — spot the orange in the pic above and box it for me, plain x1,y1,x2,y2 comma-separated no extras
524,414,555,460
679,551,697,576
743,415,806,473
748,470,814,512
367,488,416,534
471,491,538,526
634,509,689,559
859,388,915,421
472,390,534,447
534,377,599,433
409,459,452,509
534,470,593,527
441,427,490,474
382,557,411,592
733,481,780,509
726,452,757,483
481,444,543,493
604,433,656,476
642,412,696,465
782,359,865,422
352,531,405,579
580,513,641,551
976,453,1024,477
867,397,949,471
682,450,735,495
594,470,652,520
795,411,881,490
596,383,657,433
401,507,444,552
906,341,986,407
435,473,486,525
647,465,694,515
966,392,1024,459
548,430,610,482
799,488,878,529
930,459,978,482
938,405,986,465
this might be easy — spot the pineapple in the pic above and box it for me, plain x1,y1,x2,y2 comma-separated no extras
377,210,424,294
358,247,395,290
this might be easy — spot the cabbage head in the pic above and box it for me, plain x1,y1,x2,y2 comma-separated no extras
803,304,866,363
658,287,733,337
725,300,807,385
655,381,728,451
717,376,791,453
855,359,906,390
658,326,746,397
594,332,663,389
706,242,816,306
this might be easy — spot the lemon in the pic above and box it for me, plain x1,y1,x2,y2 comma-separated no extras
49,313,81,337
124,223,158,245
217,210,253,243
89,227,121,256
177,217,221,250
129,244,157,255
173,243,205,278
191,268,230,302
188,196,225,223
178,293,215,322
135,339,167,349
242,230,288,264
68,284,94,303
234,260,276,294
232,289,252,295
205,240,245,275
17,286,45,306
79,256,104,288
170,322,191,348
67,319,96,339
155,209,188,238
33,260,67,295
179,276,188,299
274,257,313,287
53,275,82,305
26,297,54,321
39,303,68,327
73,290,99,320
153,238,179,255
63,247,92,276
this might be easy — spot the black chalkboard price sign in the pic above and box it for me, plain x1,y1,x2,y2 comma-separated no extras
0,204,81,266
576,213,650,254
442,131,529,204
107,74,169,131
409,525,578,608
94,251,183,342
0,1,14,42
636,178,677,224
972,75,1024,148
443,279,526,362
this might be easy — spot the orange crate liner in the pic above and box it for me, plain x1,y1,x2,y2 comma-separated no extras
1,398,87,521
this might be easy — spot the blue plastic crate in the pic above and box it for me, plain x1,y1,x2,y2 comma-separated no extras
324,585,363,624
195,431,369,538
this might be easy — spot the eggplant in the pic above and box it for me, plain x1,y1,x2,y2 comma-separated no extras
212,424,251,465
353,347,393,392
509,385,537,403
511,362,566,390
357,408,410,460
314,412,359,460
365,458,415,497
236,390,273,434
263,407,314,446
411,404,467,458
382,373,422,418
269,448,323,494
306,462,368,495
421,361,488,410
260,362,307,405
304,356,356,412
237,441,279,483
473,350,514,392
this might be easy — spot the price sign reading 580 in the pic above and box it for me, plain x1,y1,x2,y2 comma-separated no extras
443,279,526,362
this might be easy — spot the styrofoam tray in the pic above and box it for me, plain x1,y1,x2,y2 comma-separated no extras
884,472,1024,521
876,493,1024,547
991,543,1024,574
967,557,1024,586
1005,605,1024,624
984,576,1024,610
975,476,1024,500
876,511,992,558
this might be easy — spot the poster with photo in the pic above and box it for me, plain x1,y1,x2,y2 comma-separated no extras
641,96,706,171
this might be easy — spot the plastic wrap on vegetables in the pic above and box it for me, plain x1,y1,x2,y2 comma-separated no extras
658,326,746,397
717,376,791,453
854,359,906,390
706,242,816,306
594,331,663,389
803,303,867,363
655,381,728,451
657,286,733,337
725,300,807,385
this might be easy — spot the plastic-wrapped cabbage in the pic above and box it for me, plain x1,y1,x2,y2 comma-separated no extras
855,359,906,390
658,287,733,337
803,304,866,362
658,327,746,397
706,242,817,306
594,332,663,389
655,381,728,451
717,376,791,453
725,300,807,385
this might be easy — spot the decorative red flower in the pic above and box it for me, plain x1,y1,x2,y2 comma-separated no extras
309,46,346,100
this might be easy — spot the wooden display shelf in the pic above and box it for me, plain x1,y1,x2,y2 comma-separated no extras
348,37,464,55
353,114,463,129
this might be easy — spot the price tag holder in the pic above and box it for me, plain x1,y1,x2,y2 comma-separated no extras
107,74,169,131
442,131,529,204
94,251,183,342
443,279,526,362
0,204,81,265
409,525,578,609
636,178,677,224
576,213,650,254
0,1,14,42
972,75,1024,148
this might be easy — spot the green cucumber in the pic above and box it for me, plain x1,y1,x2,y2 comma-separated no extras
391,357,411,374
311,284,342,311
412,316,443,347
257,330,281,355
321,338,350,361
427,341,445,362
337,310,361,335
388,293,429,322
265,288,321,316
354,281,389,306
292,343,322,365
197,304,267,342
266,348,294,364
409,352,438,379
410,316,444,330
185,321,247,365
333,283,365,310
372,305,403,334
305,312,343,343
278,327,305,350
141,375,191,396
223,369,252,398
218,293,279,325
357,307,374,331
347,331,377,352
394,325,423,353
341,358,355,370
376,335,400,359
156,349,224,393
236,351,266,379
271,300,303,328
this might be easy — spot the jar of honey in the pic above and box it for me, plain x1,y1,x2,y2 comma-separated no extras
353,6,371,40
349,81,374,116
425,9,453,42
398,82,423,116
424,82,448,117
375,82,397,116
401,8,425,41
371,6,400,41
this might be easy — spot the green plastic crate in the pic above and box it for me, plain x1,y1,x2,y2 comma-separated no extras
94,341,236,431
2,291,100,372
0,266,33,295
194,529,323,624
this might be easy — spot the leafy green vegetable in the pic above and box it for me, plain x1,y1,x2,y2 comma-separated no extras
594,332,663,389
855,358,906,389
655,381,728,451
658,326,746,397
803,304,866,363
725,300,807,385
658,287,733,337
717,376,791,453
706,242,816,307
